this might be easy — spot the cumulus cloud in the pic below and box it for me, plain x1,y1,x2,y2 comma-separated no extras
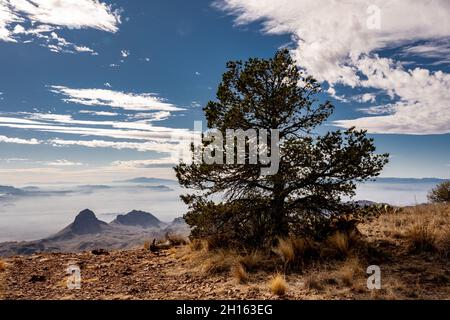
0,0,120,53
50,86,184,112
217,0,450,135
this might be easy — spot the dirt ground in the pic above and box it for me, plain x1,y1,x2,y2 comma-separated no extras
1,204,449,300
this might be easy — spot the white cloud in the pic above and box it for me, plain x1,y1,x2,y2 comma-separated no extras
129,111,171,121
46,159,84,166
79,110,118,116
120,49,130,58
0,135,40,144
111,157,176,168
0,0,120,52
217,0,450,135
50,138,178,154
50,86,184,111
194,71,201,76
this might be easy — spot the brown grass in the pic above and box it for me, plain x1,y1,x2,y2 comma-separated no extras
143,240,151,251
166,234,188,246
239,251,264,272
326,231,350,257
406,223,438,253
0,260,6,273
231,263,248,284
304,274,323,291
274,238,295,264
269,274,287,296
201,249,237,275
337,258,362,287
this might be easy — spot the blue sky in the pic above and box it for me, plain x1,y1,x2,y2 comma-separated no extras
0,0,449,186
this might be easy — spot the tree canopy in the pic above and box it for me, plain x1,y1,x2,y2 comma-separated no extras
175,50,389,248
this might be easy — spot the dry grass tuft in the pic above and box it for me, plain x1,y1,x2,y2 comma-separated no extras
0,260,6,273
239,251,263,272
201,250,237,275
337,258,362,287
189,239,209,253
166,234,188,246
231,263,248,284
143,240,151,251
269,274,287,296
406,222,438,253
304,274,323,291
326,231,350,257
275,238,295,264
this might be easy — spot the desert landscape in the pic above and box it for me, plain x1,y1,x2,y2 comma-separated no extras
0,0,450,304
1,203,448,300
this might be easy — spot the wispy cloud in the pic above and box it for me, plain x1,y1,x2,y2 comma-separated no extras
79,110,119,117
46,159,84,166
0,135,40,145
111,158,177,168
50,86,184,111
217,0,450,135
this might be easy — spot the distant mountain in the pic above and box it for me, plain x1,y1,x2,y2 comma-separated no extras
0,209,189,257
116,177,177,184
374,177,447,184
0,185,27,196
50,209,110,239
112,210,163,228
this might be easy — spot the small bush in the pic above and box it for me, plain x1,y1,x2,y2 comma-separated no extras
269,274,287,296
428,181,450,203
231,263,248,284
0,260,5,272
143,240,151,251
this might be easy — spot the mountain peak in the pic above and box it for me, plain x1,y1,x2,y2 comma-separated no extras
71,209,108,235
112,210,161,228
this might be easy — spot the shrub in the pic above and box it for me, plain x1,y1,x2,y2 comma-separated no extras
428,181,450,203
0,260,5,272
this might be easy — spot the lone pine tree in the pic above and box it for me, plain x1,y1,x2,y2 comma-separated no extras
175,50,388,248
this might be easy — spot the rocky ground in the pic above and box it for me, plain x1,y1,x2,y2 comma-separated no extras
0,204,449,300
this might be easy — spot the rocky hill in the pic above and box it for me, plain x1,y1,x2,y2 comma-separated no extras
0,209,189,257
